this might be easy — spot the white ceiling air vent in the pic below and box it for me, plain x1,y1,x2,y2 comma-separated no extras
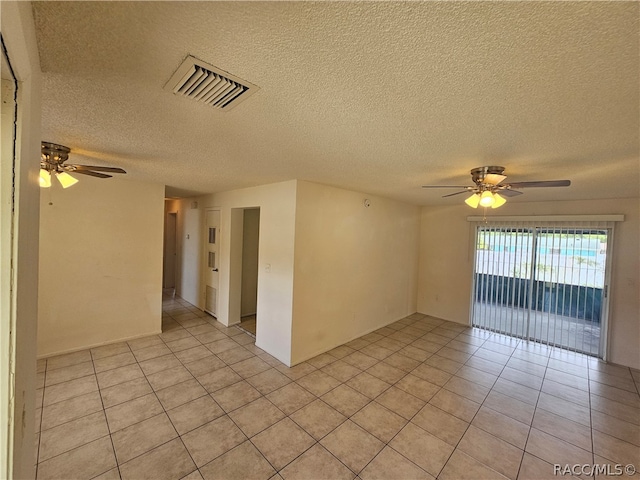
164,55,259,111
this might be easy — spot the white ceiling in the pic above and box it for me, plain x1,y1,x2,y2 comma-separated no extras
33,1,639,204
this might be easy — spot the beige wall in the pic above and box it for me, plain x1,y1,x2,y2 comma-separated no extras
291,181,420,364
174,181,297,365
0,1,42,477
38,177,165,357
417,198,640,369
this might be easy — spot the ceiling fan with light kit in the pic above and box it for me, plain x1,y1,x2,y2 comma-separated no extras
40,142,126,189
422,166,571,209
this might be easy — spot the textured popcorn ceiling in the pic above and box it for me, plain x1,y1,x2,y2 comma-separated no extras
33,1,639,203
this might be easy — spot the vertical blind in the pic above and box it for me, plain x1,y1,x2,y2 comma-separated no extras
469,218,616,357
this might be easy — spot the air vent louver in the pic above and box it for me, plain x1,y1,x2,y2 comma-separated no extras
165,55,259,111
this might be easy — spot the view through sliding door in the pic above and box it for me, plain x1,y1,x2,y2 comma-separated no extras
471,224,611,356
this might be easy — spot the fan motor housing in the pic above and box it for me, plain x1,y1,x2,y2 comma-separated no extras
471,166,505,185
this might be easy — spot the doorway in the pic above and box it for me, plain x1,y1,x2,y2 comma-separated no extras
238,208,260,336
471,224,612,357
204,209,220,317
163,211,177,289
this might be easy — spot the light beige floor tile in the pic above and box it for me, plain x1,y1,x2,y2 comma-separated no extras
275,362,317,381
537,392,591,427
45,361,94,387
160,328,193,343
492,378,540,406
366,362,406,384
230,356,272,378
360,446,434,480
439,450,508,480
43,375,99,407
93,351,137,373
411,403,469,446
399,345,432,362
591,409,640,446
40,390,103,431
411,364,453,387
591,394,640,426
105,393,164,432
39,411,109,462
253,418,316,470
359,344,394,361
351,402,407,443
592,430,640,466
165,336,201,353
384,353,421,373
205,338,243,355
472,406,529,449
437,347,472,364
119,438,196,480
156,378,207,410
588,381,640,408
532,408,592,451
346,372,390,400
36,436,116,480
321,420,384,474
306,353,338,369
279,443,354,480
322,360,362,383
505,357,546,378
138,353,182,375
174,345,213,364
321,384,370,417
389,422,454,477
343,352,378,371
167,394,225,435
525,428,593,466
216,346,255,365
465,356,505,376
590,370,638,392
112,413,178,464
133,343,172,362
92,467,122,480
544,368,589,391
429,388,480,422
499,367,543,390
541,378,590,407
147,365,193,391
458,425,523,479
100,376,152,408
247,368,291,395
181,415,246,467
444,375,490,404
37,358,47,374
228,397,285,437
375,386,425,420
199,441,276,480
90,342,131,361
483,391,535,425
184,355,227,377
517,452,560,480
210,380,262,412
266,382,316,415
289,399,346,440
96,364,144,389
181,469,205,480
297,370,341,396
395,374,440,401
46,350,92,370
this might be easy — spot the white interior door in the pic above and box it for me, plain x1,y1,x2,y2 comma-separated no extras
204,210,220,317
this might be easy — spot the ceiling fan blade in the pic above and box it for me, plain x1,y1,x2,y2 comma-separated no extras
506,180,571,188
499,189,523,197
442,190,473,198
421,185,471,189
72,165,126,174
484,173,507,185
71,169,112,179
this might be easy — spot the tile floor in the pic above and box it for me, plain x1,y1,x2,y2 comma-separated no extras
238,315,257,336
34,294,640,480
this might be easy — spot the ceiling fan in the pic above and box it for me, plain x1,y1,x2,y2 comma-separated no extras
40,142,127,188
422,166,570,209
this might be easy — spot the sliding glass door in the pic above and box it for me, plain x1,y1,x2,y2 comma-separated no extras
472,225,611,356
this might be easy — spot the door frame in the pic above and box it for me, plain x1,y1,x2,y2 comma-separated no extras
201,208,221,317
163,211,178,289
